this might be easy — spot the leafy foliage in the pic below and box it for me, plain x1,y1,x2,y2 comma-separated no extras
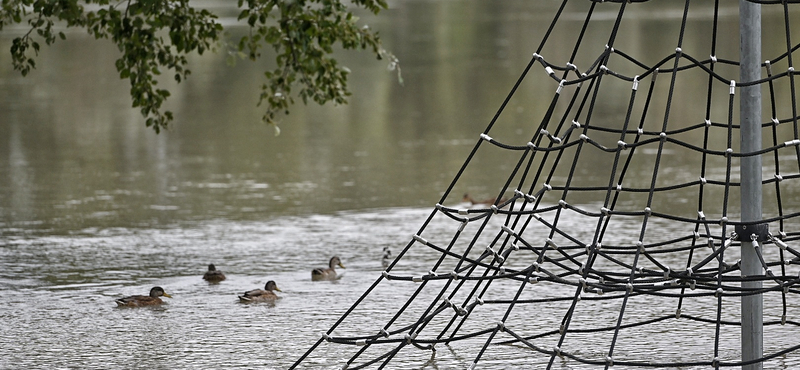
0,0,399,134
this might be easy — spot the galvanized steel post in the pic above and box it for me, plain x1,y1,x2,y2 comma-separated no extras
739,1,763,369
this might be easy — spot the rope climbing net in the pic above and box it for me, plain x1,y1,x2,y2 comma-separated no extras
293,1,800,368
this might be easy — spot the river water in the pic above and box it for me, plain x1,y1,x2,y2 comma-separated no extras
3,1,800,369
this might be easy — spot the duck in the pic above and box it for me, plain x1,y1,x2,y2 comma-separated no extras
238,280,282,303
115,286,172,307
202,263,226,283
312,256,346,281
462,193,506,205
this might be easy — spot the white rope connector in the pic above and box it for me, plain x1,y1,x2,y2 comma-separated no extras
476,297,484,305
715,287,724,297
685,267,693,276
380,328,390,337
572,120,581,128
601,207,610,215
663,266,671,278
699,177,707,185
617,140,627,148
790,66,796,74
579,134,589,142
546,238,559,249
545,66,555,76
323,333,331,341
784,139,800,147
501,225,516,236
490,204,499,214
405,332,417,344
675,47,682,54
644,207,652,216
729,80,736,95
626,283,634,293
636,240,645,252
529,276,539,284
382,271,389,278
512,242,520,251
479,133,492,142
458,208,469,215
775,238,788,250
543,183,552,191
698,210,706,218
637,127,644,135
527,141,536,150
772,117,780,125
616,184,622,192
413,234,428,244
552,136,562,144
632,75,639,90
413,276,422,282
558,199,568,208
566,62,576,71
707,238,715,248
659,132,667,139
711,55,717,63
557,79,565,94
496,321,505,330
599,65,608,74
720,216,728,225
606,356,614,366
725,148,733,157
450,271,459,279
356,339,367,346
532,52,541,60
704,119,712,127
458,219,468,231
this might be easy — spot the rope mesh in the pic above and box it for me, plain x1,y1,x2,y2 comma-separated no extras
293,1,800,368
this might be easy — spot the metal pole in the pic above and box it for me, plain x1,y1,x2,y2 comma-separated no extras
739,1,763,369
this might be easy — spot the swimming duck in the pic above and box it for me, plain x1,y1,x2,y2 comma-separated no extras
202,263,226,283
238,280,282,303
462,193,506,205
312,256,346,281
115,286,172,307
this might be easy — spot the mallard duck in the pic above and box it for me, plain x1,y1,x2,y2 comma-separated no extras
238,280,282,303
202,263,226,283
312,256,346,281
115,286,172,307
462,193,506,206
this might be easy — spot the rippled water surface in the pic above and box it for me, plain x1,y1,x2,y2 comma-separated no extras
4,1,800,369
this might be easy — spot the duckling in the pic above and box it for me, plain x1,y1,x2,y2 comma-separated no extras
312,256,346,281
462,193,506,206
238,280,282,303
202,263,226,283
115,286,172,307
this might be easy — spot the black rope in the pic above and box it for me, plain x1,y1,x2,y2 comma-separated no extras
292,1,800,368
